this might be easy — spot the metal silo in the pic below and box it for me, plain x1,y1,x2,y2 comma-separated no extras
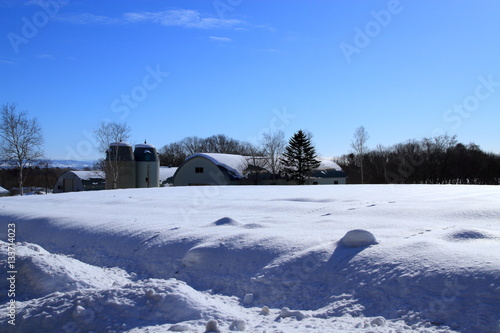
134,142,160,188
105,142,136,189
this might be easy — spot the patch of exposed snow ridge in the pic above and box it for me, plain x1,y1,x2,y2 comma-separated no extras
339,229,377,247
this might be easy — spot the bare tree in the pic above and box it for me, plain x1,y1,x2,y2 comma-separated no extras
244,143,269,184
0,104,44,195
93,121,132,189
181,136,205,155
93,121,131,155
159,142,187,166
351,126,370,184
262,130,286,184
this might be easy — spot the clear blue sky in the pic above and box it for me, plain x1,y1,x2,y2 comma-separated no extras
1,0,499,161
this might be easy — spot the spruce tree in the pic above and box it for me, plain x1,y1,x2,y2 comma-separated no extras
281,130,321,185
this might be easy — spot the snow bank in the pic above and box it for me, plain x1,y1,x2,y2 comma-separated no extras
2,278,241,333
0,241,130,300
1,185,500,332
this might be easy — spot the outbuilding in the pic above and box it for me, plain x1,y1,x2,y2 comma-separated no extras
309,158,347,185
0,186,9,197
159,166,178,186
53,171,105,193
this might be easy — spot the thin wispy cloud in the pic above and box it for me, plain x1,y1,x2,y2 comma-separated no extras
124,9,247,29
58,13,123,25
36,54,56,60
209,36,233,42
59,9,249,30
0,59,16,65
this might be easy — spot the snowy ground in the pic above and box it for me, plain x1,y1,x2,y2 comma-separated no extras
1,185,500,333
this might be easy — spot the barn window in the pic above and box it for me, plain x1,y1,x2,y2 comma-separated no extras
195,167,204,173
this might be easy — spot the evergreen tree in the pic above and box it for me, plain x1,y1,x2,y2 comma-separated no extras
281,130,321,185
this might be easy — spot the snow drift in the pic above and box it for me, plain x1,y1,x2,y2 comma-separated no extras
1,185,500,332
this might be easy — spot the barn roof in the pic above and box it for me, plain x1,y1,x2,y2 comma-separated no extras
70,171,105,180
159,167,177,182
313,158,346,178
317,158,343,171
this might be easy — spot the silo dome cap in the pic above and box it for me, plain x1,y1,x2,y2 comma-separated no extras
110,142,132,147
135,143,155,148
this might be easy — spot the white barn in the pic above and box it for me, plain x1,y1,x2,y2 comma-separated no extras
173,153,249,186
53,171,105,193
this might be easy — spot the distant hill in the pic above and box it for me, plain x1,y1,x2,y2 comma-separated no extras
48,160,98,170
1,160,97,170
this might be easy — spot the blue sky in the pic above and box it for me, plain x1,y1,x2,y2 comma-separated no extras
1,0,499,161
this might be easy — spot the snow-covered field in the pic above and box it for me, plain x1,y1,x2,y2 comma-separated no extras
1,185,500,333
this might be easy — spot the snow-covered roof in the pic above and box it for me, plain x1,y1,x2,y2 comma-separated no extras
135,143,156,149
70,171,105,180
317,158,343,171
159,167,177,182
0,186,9,194
186,153,248,179
110,142,132,147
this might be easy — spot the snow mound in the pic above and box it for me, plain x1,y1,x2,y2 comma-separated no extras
212,217,240,226
205,319,221,332
0,241,131,300
2,278,240,333
446,229,496,242
339,229,377,248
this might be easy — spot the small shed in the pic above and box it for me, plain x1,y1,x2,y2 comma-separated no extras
53,171,105,193
0,186,9,197
309,158,347,185
159,167,178,186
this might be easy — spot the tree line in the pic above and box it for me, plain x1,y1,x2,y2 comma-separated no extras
340,134,500,185
1,102,499,194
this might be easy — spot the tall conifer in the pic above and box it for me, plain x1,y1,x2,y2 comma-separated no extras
281,130,321,184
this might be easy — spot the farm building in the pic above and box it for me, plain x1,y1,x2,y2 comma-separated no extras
172,153,346,186
0,186,9,196
173,153,250,186
310,158,347,185
105,142,160,189
159,166,178,186
53,171,105,193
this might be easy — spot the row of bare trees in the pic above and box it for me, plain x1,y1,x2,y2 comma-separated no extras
159,133,287,167
340,134,500,184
